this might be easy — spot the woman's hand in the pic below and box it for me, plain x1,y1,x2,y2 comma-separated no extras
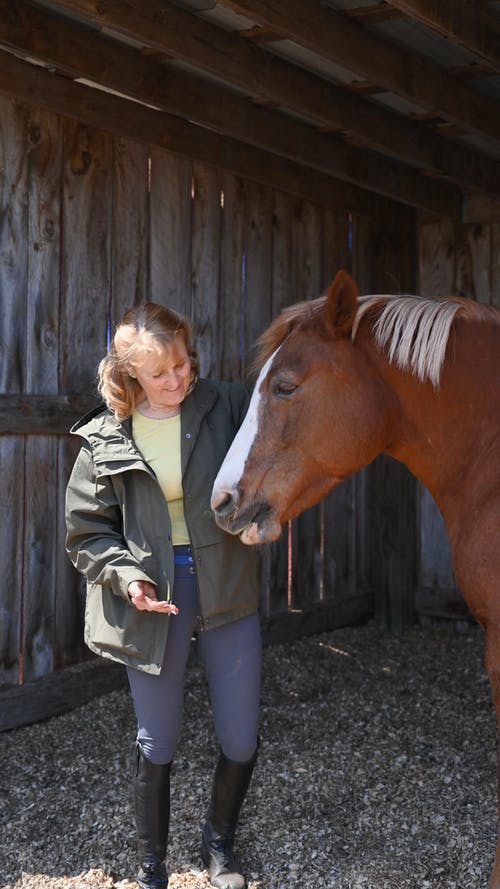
128,580,179,614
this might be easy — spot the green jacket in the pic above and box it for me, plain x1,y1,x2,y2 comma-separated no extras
65,379,260,674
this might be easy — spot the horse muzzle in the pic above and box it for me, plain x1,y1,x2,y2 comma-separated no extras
211,487,281,544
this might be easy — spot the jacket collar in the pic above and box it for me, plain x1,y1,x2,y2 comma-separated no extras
71,380,219,470
180,380,218,473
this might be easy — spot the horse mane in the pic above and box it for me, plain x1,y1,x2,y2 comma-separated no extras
255,291,497,388
353,293,497,387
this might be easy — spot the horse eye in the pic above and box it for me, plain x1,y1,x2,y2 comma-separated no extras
273,380,298,398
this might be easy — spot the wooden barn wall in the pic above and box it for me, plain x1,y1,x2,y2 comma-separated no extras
1,95,404,719
351,206,419,632
415,209,500,622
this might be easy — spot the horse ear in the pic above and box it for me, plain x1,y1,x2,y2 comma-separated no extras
324,270,358,336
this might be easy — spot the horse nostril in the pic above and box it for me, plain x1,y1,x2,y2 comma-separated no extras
211,487,238,515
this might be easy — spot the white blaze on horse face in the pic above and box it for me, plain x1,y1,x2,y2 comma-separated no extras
211,349,278,506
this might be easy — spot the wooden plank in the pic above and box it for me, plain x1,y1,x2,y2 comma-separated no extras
218,0,500,145
388,0,500,70
369,455,418,631
259,535,290,621
0,437,24,688
0,96,28,392
463,195,500,224
54,435,89,669
0,97,28,688
59,119,113,392
111,138,149,321
25,108,61,392
419,218,491,311
0,50,455,220
352,467,371,597
291,200,324,302
21,108,63,681
219,172,246,382
242,180,274,375
51,116,110,672
270,190,294,318
419,486,456,591
321,206,352,287
149,148,193,315
323,478,357,600
371,200,418,295
454,229,475,299
466,222,491,304
419,219,456,298
191,161,222,379
22,437,59,681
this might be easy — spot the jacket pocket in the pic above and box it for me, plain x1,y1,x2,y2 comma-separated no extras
85,582,160,660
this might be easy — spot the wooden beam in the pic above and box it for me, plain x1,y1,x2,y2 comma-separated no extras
388,0,500,71
25,0,500,196
0,54,402,223
0,46,462,217
462,194,500,224
346,3,405,24
0,658,127,732
0,395,101,434
0,594,375,731
261,595,374,645
446,61,497,81
216,0,500,145
0,11,463,213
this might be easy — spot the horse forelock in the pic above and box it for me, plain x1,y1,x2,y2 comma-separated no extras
352,293,496,387
253,295,327,373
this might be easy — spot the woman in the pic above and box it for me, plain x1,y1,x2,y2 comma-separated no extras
65,303,261,889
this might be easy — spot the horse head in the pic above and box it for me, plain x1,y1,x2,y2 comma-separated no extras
211,271,395,544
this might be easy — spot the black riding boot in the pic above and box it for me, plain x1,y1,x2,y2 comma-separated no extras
201,747,258,889
135,744,171,889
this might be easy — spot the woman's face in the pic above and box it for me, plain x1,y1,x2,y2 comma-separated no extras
133,333,192,415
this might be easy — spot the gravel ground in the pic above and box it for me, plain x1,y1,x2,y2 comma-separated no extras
1,620,498,889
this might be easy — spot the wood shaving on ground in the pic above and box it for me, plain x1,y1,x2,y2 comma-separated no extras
0,621,496,889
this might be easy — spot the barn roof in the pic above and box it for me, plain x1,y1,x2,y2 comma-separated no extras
1,0,499,219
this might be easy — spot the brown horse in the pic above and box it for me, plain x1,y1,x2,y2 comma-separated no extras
211,270,500,888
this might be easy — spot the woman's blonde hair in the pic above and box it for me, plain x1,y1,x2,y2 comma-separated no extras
98,303,199,420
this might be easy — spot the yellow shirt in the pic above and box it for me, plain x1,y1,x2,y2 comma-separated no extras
132,411,190,545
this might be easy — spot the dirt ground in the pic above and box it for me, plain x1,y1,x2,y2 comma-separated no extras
1,620,497,889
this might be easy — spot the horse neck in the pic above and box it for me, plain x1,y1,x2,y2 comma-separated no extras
362,320,500,516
